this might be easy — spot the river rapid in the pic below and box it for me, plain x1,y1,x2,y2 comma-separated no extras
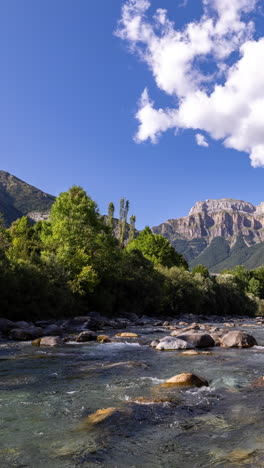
1,320,264,467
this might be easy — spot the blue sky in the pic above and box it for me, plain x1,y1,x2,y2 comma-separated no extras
1,0,264,228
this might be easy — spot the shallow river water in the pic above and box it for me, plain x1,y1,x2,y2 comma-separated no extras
1,321,264,467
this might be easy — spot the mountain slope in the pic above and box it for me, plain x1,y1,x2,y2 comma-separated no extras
0,171,55,225
153,198,264,271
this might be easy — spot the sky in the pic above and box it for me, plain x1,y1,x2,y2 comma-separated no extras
1,0,264,229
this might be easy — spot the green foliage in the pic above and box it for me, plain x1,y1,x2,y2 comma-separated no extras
0,184,262,320
107,202,115,231
129,215,136,242
127,226,188,269
192,264,210,278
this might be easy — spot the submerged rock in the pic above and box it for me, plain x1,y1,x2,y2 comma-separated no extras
220,331,257,348
161,372,209,388
156,337,194,350
252,376,264,387
78,407,131,429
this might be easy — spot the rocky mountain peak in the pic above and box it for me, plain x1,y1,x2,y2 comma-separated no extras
189,198,256,216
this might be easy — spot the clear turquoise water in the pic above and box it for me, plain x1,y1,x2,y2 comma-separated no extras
1,322,264,467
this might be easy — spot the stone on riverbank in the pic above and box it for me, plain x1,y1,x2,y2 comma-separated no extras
220,331,257,348
161,373,209,388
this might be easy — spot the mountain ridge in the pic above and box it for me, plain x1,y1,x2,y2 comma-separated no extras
0,171,55,225
153,198,264,271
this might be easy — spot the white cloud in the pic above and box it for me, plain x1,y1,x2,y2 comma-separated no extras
116,0,264,167
196,133,209,147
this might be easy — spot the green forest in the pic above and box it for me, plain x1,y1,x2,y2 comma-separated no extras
1,185,264,320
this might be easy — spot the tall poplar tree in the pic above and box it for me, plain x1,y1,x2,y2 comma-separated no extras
118,198,125,245
129,215,136,242
107,202,115,231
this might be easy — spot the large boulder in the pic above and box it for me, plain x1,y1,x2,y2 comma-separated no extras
9,326,44,341
76,331,97,342
176,333,215,348
0,318,16,334
15,321,32,328
161,373,209,388
220,331,257,348
40,336,64,346
63,316,101,331
156,337,194,350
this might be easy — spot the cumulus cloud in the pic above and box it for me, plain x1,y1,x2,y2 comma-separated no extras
116,0,264,167
196,133,209,147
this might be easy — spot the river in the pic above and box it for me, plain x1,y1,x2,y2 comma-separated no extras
1,320,264,467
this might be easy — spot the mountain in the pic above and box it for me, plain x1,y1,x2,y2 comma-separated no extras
152,198,264,272
0,171,55,225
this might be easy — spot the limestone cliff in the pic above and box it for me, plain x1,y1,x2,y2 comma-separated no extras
153,198,264,249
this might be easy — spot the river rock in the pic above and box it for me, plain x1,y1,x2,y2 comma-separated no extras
221,331,257,348
40,336,64,346
116,332,138,338
0,318,16,334
15,321,32,328
176,333,215,348
42,324,64,336
32,338,41,346
150,340,160,348
80,407,120,426
252,376,264,387
156,337,194,350
63,316,101,331
97,335,111,343
76,331,97,342
161,372,209,388
82,317,102,331
9,327,44,341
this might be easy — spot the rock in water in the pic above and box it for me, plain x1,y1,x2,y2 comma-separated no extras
161,373,209,388
156,337,194,350
116,333,138,338
176,333,215,348
76,331,97,342
40,336,64,346
0,318,16,333
220,331,257,348
9,327,44,341
97,335,111,343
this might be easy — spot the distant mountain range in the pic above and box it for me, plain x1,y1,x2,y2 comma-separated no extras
0,171,55,225
1,170,264,271
152,198,264,272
